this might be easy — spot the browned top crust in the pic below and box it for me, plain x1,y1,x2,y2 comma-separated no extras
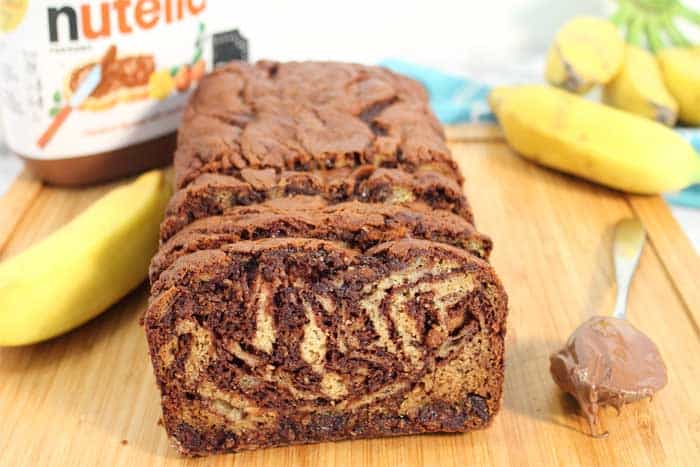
149,197,492,283
174,61,462,189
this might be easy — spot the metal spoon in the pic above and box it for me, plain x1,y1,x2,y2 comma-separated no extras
612,218,646,319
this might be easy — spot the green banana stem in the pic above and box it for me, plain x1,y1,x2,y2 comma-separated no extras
675,3,700,25
613,0,698,49
662,16,692,46
617,0,679,15
646,21,667,51
611,4,632,27
627,16,646,47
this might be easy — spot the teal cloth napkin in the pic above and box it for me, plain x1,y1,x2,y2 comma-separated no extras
380,59,700,208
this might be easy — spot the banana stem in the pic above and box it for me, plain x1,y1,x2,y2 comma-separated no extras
646,21,667,51
676,3,700,25
611,4,632,27
627,16,646,47
619,0,679,14
662,16,692,46
615,0,699,49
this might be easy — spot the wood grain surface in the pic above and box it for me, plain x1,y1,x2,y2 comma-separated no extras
0,127,698,467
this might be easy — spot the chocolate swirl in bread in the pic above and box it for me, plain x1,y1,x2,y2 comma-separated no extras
145,239,506,455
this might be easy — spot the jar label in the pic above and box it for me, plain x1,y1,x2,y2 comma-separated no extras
0,0,244,159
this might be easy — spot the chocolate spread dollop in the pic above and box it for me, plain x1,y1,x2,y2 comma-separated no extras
550,316,667,436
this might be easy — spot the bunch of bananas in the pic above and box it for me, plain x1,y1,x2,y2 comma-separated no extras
547,0,700,126
489,1,700,195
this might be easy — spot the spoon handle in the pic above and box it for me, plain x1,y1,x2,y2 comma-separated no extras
612,218,646,319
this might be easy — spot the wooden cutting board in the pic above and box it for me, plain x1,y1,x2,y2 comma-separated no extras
1,125,698,467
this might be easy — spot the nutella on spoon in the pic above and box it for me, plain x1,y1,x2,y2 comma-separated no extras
550,219,667,437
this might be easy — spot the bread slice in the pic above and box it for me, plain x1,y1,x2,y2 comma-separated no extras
160,166,473,241
150,198,491,283
144,238,507,456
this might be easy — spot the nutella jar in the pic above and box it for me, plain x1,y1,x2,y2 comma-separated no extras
0,0,248,185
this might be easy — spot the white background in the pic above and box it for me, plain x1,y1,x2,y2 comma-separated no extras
1,0,698,249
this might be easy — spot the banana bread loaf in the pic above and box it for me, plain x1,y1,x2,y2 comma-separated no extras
144,60,508,456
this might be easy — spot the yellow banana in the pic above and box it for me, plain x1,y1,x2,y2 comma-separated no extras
603,44,678,126
545,17,625,93
489,85,700,194
0,170,171,346
658,46,700,125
